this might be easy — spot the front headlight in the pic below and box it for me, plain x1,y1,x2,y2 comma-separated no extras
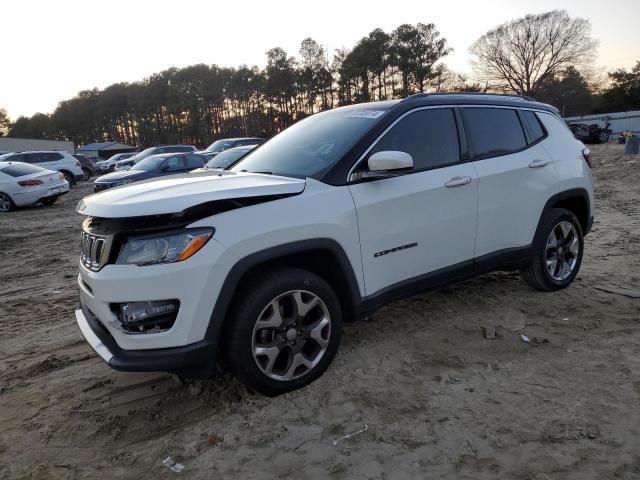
116,228,214,266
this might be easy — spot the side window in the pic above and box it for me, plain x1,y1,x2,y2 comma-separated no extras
522,110,546,143
366,108,460,171
44,152,63,162
24,153,44,163
185,154,205,168
163,155,185,171
6,154,23,162
462,108,527,158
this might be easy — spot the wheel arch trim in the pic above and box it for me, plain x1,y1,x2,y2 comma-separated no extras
203,238,362,356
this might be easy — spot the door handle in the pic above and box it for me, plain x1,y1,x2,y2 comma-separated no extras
445,176,472,188
529,159,551,168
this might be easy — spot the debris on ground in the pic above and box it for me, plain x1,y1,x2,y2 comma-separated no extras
533,337,550,345
484,326,496,339
332,425,369,446
594,285,640,299
162,457,185,473
520,335,530,343
207,434,219,446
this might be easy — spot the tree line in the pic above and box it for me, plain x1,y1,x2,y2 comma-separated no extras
4,11,640,148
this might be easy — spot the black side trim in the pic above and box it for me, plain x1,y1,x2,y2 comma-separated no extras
80,303,217,376
359,260,474,315
358,245,534,316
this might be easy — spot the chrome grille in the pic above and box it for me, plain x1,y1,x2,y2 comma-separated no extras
80,231,110,271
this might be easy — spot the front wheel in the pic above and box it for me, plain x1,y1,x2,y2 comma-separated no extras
521,208,584,291
225,268,342,396
81,168,91,181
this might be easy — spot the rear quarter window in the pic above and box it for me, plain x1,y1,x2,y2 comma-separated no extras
462,108,527,158
1,163,46,177
522,110,546,143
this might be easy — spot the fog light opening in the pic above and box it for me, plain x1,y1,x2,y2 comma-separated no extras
112,300,179,333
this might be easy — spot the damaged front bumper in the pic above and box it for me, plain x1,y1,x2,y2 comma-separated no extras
75,302,216,375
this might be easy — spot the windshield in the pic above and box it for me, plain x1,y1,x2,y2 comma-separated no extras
126,147,155,163
205,140,235,153
0,153,13,161
231,106,390,178
131,155,166,171
205,148,250,169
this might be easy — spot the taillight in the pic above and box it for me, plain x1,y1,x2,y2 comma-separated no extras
75,161,81,167
18,179,44,187
582,148,592,168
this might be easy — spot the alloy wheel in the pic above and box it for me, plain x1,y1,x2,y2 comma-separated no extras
0,193,11,212
252,290,331,381
545,220,580,281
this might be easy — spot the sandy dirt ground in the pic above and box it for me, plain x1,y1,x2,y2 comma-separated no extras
1,143,639,479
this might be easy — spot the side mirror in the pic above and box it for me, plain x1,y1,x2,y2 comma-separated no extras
368,151,414,172
351,151,413,181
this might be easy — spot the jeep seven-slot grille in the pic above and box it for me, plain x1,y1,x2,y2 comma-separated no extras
80,231,109,271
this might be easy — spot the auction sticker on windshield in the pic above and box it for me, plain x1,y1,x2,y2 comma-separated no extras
345,110,386,119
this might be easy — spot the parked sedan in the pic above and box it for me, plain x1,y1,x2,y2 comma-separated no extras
94,152,136,174
0,161,69,212
115,145,197,171
94,153,206,192
198,137,264,159
192,144,258,172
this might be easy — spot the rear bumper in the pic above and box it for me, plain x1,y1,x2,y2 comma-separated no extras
75,302,217,375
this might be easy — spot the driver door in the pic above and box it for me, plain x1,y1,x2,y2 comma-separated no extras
348,107,479,296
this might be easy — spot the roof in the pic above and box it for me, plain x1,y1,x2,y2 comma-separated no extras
401,92,558,114
79,142,136,151
334,94,557,114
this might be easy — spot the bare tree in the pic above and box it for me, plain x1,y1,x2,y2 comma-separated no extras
469,10,598,96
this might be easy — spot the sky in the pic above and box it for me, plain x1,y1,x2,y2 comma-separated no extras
1,0,639,120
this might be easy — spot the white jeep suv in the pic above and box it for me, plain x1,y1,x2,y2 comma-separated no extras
75,94,594,395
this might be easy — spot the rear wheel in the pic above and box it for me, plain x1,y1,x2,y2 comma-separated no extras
598,131,609,143
0,193,14,212
521,208,584,291
225,268,342,396
60,171,74,186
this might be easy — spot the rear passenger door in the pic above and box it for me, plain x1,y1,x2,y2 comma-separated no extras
462,107,558,258
349,107,478,295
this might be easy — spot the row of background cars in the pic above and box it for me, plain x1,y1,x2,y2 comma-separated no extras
93,137,264,192
0,137,264,211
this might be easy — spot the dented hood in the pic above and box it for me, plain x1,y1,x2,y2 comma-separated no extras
77,171,306,218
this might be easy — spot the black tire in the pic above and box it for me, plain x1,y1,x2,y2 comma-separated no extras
225,267,343,396
521,208,584,291
0,192,15,212
41,197,58,206
60,171,75,186
82,168,91,181
598,131,609,144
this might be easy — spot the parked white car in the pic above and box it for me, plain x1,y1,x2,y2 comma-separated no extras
0,151,84,186
94,152,137,174
75,93,594,396
0,161,69,212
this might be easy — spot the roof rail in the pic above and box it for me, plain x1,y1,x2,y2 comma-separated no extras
403,92,537,102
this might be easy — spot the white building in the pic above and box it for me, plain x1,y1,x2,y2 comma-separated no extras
0,137,74,155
